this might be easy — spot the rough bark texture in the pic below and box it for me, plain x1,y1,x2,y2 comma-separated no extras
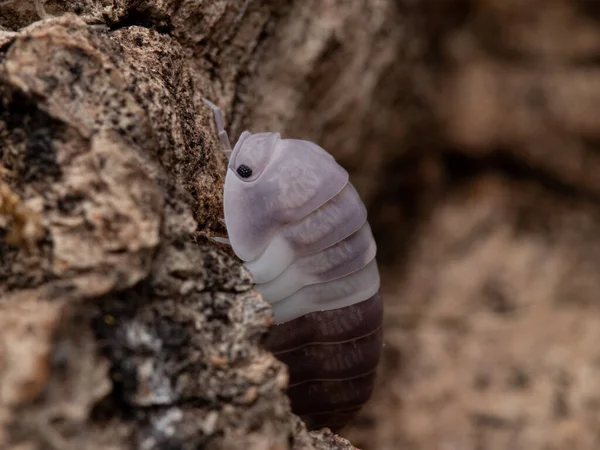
0,1,359,449
2,1,600,450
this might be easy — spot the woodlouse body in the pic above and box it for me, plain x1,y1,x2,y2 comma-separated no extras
264,291,382,430
204,99,383,431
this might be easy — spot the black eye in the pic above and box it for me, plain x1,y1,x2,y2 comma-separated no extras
236,164,253,178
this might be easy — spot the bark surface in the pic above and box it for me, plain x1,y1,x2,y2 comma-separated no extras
2,1,600,450
0,1,361,449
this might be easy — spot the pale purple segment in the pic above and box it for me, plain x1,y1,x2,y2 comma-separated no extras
286,221,377,281
280,182,368,257
271,258,380,324
255,222,377,304
224,134,349,262
244,182,368,284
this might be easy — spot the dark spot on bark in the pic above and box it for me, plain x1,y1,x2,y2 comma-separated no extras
507,366,530,389
156,317,190,348
471,413,511,429
23,128,62,182
380,339,402,373
69,62,83,82
0,230,17,284
57,192,86,214
92,294,145,406
553,389,570,419
1,89,63,183
473,372,491,391
48,281,78,297
482,279,516,316
41,75,59,93
173,237,186,250
117,356,140,397
552,371,572,419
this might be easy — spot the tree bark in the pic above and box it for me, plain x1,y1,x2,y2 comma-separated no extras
0,1,370,449
4,1,600,450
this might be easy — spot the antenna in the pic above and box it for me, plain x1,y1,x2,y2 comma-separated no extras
34,0,50,19
202,98,233,160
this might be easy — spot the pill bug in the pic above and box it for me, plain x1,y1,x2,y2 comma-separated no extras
203,99,383,431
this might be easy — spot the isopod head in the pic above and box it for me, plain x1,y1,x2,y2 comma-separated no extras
223,132,349,265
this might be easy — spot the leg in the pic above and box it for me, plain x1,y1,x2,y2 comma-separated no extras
213,218,229,245
202,100,231,246
211,236,231,246
202,98,233,160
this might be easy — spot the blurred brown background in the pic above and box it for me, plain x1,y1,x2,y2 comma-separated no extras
232,1,600,448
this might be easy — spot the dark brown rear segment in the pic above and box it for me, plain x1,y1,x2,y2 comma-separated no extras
264,290,383,431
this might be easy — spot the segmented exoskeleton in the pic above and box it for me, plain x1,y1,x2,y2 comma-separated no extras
204,99,383,431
